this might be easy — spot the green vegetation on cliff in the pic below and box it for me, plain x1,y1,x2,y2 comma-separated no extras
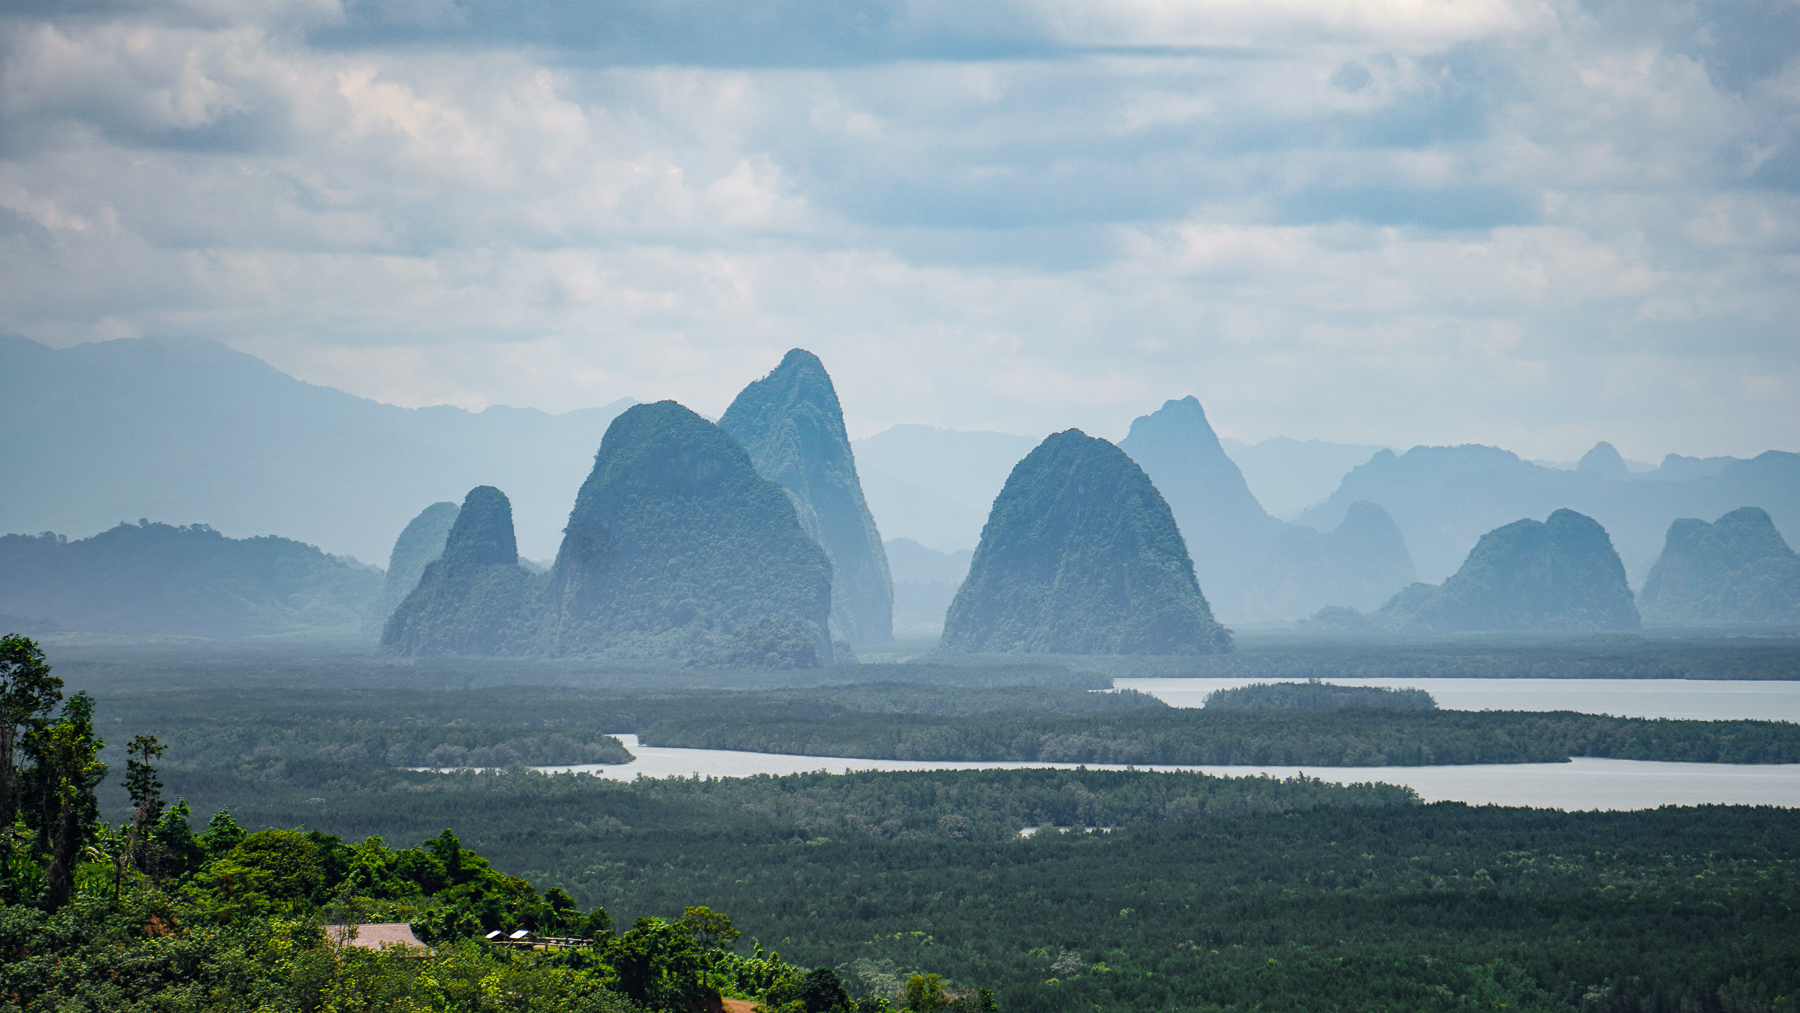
1319,509,1640,632
942,430,1231,655
376,500,459,628
381,486,540,656
1639,506,1800,623
720,349,894,644
545,401,835,664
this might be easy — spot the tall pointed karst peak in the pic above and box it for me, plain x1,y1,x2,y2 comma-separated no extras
381,486,536,657
440,486,519,570
1119,395,1272,520
718,351,893,644
548,399,836,664
1117,395,1282,619
941,429,1231,655
1577,441,1628,479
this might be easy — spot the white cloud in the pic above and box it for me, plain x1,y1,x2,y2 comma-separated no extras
0,0,1794,463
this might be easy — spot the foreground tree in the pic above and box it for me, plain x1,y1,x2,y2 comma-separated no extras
0,634,62,832
26,693,107,910
123,733,165,874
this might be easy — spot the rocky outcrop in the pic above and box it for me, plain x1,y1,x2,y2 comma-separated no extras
1372,509,1640,632
719,349,893,643
1639,507,1800,623
381,486,539,656
940,429,1232,655
376,501,460,628
543,400,834,664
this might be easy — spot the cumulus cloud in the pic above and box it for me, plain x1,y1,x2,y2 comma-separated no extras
0,0,1795,460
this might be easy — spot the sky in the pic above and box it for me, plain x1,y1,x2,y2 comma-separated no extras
2,0,1796,460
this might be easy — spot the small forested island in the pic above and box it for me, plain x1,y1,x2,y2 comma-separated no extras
941,429,1233,655
1202,679,1437,710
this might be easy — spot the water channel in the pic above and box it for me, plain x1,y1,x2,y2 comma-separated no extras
534,677,1800,811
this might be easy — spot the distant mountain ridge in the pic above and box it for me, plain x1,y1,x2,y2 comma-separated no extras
885,537,972,637
1119,397,1416,621
0,521,380,638
853,425,1042,553
0,335,633,564
1299,443,1800,585
1313,509,1642,633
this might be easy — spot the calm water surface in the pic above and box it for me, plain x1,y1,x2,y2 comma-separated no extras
541,735,1800,812
1116,676,1800,722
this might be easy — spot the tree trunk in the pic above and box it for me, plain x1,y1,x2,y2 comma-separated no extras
44,800,78,911
0,724,14,831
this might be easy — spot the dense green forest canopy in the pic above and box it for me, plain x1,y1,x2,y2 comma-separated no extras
1201,680,1437,710
942,429,1231,656
640,707,1800,766
28,629,1800,698
6,636,1800,1012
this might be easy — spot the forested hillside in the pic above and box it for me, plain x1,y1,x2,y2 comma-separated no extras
0,521,381,638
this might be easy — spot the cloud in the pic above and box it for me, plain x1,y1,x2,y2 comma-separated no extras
0,0,1795,463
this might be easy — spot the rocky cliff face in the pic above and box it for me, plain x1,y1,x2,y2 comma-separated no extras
1639,507,1800,623
381,486,539,656
376,501,460,628
941,429,1232,655
1119,397,1414,618
719,349,893,643
1375,508,1641,632
545,400,834,664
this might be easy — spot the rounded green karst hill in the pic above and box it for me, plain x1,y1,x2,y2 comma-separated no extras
1639,506,1800,623
1379,508,1641,632
940,429,1232,655
544,400,834,663
381,485,538,656
719,349,893,644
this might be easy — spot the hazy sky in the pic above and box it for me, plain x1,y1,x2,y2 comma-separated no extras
3,0,1796,459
